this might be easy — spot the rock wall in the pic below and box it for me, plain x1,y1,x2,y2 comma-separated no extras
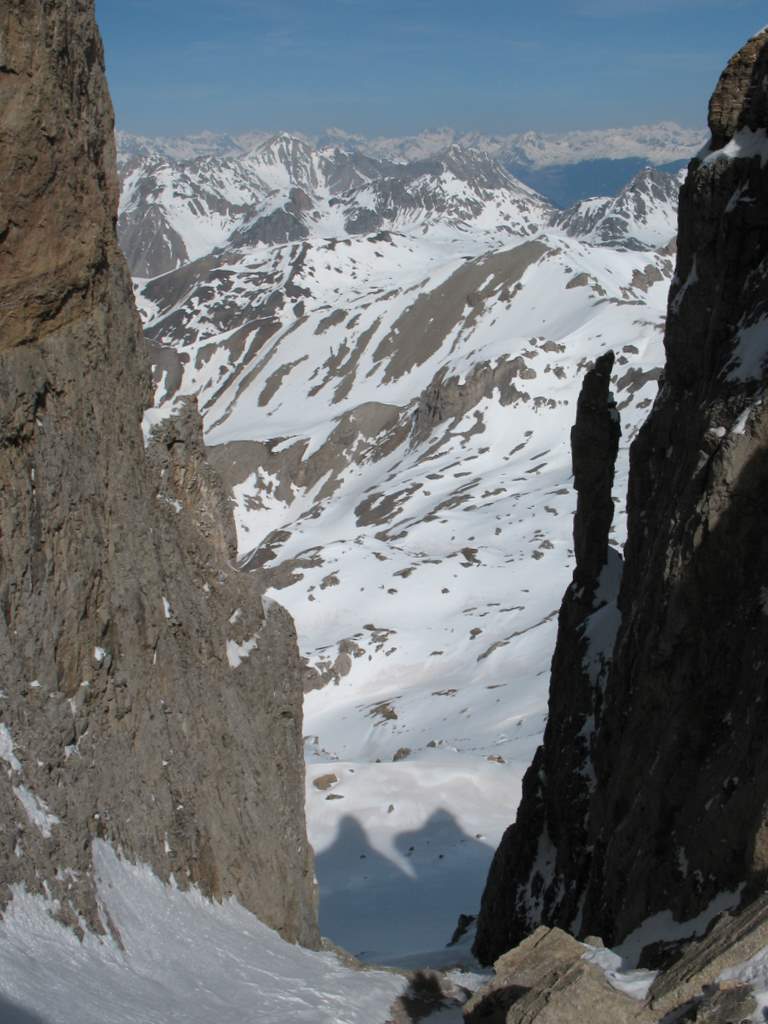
475,27,768,963
0,0,318,947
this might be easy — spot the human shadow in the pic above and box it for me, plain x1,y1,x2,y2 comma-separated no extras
0,993,49,1024
314,808,493,965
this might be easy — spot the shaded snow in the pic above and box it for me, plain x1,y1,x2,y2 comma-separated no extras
0,841,406,1024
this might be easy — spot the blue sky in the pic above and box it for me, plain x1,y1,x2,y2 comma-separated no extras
96,0,767,137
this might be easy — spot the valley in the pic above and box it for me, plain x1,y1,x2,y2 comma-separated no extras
124,132,681,964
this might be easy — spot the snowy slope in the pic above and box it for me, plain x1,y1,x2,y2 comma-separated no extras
135,183,675,962
118,139,554,278
0,841,407,1024
551,167,686,249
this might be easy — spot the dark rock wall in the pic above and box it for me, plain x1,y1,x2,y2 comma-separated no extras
475,27,768,963
0,0,318,947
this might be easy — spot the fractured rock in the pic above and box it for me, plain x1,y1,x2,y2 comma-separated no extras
0,0,318,947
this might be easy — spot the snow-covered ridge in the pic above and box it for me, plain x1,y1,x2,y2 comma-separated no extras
118,121,704,170
118,137,557,278
118,132,685,281
551,166,686,250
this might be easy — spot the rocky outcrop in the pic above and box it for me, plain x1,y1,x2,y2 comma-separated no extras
464,920,762,1024
0,0,318,947
474,354,621,963
475,26,768,963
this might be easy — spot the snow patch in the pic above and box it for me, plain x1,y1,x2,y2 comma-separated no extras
141,397,185,447
13,785,60,838
0,723,23,774
727,316,768,382
226,636,259,668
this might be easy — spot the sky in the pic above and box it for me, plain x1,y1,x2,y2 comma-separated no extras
96,0,767,138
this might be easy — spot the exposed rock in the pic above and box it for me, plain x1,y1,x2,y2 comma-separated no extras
474,26,768,961
474,355,621,964
464,927,652,1024
448,913,477,947
0,0,318,947
647,894,768,1016
709,28,768,149
672,982,756,1024
0,1,117,349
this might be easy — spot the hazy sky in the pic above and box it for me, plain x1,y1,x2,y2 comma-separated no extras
96,0,767,137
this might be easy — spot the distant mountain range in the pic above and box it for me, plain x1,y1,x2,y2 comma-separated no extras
118,132,683,279
117,121,703,208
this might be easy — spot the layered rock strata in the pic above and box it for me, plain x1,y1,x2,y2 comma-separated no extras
475,26,768,963
0,0,318,947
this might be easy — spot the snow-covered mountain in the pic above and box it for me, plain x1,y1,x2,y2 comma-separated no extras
119,136,556,278
119,121,704,171
127,132,681,963
119,131,685,282
551,167,686,250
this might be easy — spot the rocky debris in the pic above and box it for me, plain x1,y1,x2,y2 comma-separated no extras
464,927,652,1024
464,913,768,1023
0,0,318,947
313,773,339,792
670,982,756,1024
474,355,621,964
473,26,768,961
647,894,768,1017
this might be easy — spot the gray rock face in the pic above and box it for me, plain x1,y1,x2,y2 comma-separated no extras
474,26,768,962
0,0,318,947
474,355,621,964
464,927,654,1024
463,918,763,1023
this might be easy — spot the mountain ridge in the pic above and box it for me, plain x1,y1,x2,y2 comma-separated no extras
117,121,704,171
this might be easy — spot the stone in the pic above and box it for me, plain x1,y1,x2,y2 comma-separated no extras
474,355,621,964
464,927,652,1024
675,982,757,1024
0,0,318,947
648,894,768,1016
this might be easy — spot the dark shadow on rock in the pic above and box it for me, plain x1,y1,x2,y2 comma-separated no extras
314,808,493,961
0,994,50,1024
463,984,531,1024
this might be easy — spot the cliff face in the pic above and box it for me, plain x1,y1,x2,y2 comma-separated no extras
0,0,318,947
475,27,768,964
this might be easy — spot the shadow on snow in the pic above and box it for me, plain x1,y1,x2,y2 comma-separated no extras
314,808,493,965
